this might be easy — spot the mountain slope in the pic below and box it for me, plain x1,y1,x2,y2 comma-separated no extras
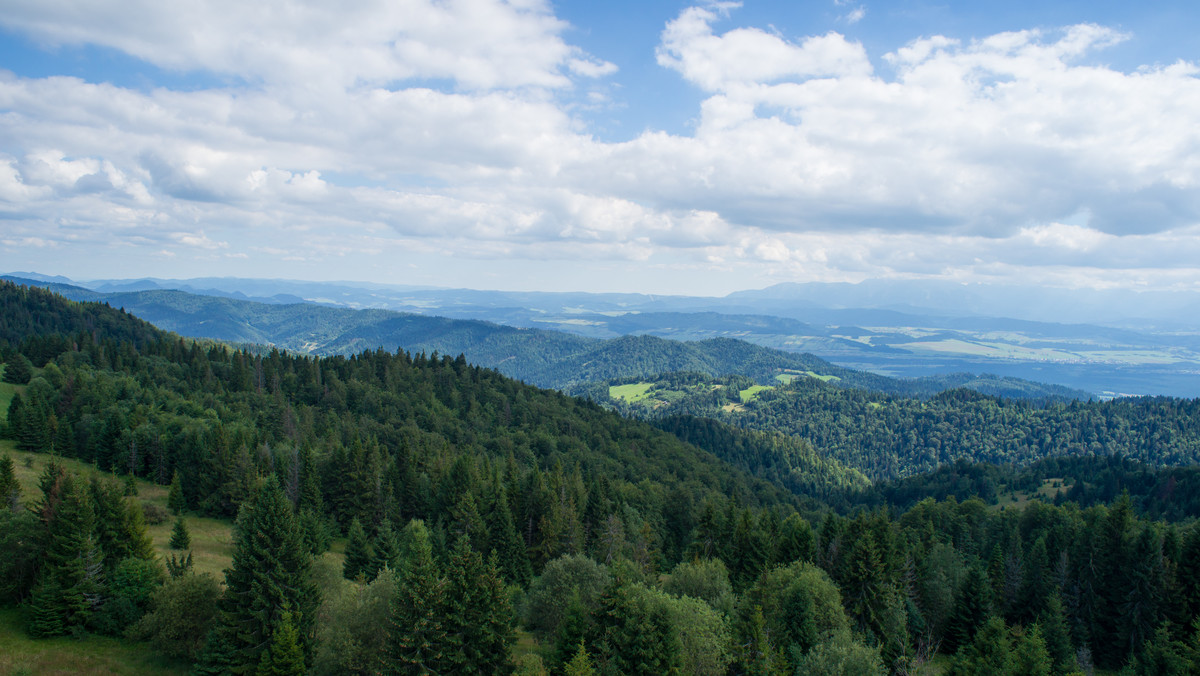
3,276,1089,399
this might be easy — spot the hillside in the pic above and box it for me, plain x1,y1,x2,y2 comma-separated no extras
2,279,1198,675
4,276,1090,399
584,370,1200,481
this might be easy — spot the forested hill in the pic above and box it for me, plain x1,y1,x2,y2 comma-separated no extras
4,279,1200,676
3,275,1090,399
600,370,1200,481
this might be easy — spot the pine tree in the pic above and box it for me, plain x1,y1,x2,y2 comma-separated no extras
170,515,191,550
490,487,532,586
203,475,315,673
168,470,184,515
0,454,19,511
1039,594,1076,675
383,519,447,675
1121,525,1165,659
343,517,373,581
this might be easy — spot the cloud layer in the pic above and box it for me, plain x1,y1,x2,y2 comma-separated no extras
1,1,1199,293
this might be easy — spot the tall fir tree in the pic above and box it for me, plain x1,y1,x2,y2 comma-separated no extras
0,453,19,510
383,519,447,675
943,565,991,654
168,469,185,515
343,517,373,581
27,472,104,637
201,475,315,674
255,609,306,676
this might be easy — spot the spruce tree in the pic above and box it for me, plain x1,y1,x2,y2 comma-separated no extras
0,454,19,510
383,519,447,675
1039,594,1077,675
27,472,104,637
343,517,373,581
2,353,33,384
368,518,400,580
944,566,991,654
203,475,315,673
564,642,597,676
1011,624,1053,676
170,515,191,550
256,609,306,676
168,470,185,515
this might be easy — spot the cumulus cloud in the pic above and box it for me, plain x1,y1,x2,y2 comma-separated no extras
0,2,1198,294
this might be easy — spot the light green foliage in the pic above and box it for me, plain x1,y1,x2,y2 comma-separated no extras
663,557,734,616
311,565,397,676
90,557,165,636
564,642,597,676
523,554,611,639
793,629,886,676
255,610,306,676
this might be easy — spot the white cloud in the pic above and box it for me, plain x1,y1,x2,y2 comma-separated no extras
0,3,1198,295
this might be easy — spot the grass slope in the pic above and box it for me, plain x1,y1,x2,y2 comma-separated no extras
0,608,189,676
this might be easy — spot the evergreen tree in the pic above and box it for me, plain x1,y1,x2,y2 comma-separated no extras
2,353,33,384
490,487,532,586
564,642,597,676
1121,525,1165,659
383,519,447,675
0,454,19,510
442,537,515,674
170,515,192,550
948,616,1012,676
27,472,104,637
368,518,400,580
343,517,373,581
256,609,306,676
168,470,185,515
943,566,991,654
1039,594,1077,676
1011,624,1053,676
202,475,315,674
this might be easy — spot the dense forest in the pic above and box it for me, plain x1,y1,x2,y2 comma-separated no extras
593,371,1200,481
8,276,1088,399
1,280,1199,675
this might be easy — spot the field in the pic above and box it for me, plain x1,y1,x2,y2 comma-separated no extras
608,382,655,403
738,384,773,403
0,608,189,676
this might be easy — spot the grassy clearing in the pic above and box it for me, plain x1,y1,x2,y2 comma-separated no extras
609,382,655,403
0,608,189,676
738,384,773,403
0,440,237,580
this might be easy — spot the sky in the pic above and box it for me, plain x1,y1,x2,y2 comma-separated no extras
1,0,1199,296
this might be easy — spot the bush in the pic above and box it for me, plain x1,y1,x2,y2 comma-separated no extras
141,501,168,525
128,572,221,660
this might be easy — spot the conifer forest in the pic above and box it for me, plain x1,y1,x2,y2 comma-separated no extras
2,279,1199,676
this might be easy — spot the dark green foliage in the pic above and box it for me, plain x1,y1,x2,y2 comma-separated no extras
170,515,191,550
90,556,165,635
948,616,1013,675
1039,594,1077,675
589,576,683,676
129,571,223,662
27,472,104,637
168,470,185,515
343,518,372,581
944,566,992,654
3,353,33,384
0,509,40,603
663,558,734,616
368,518,400,580
206,475,316,673
1131,624,1192,675
166,551,194,579
0,454,19,510
524,554,611,640
442,538,515,674
383,519,446,675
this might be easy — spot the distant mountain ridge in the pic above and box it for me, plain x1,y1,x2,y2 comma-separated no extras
1,275,1090,399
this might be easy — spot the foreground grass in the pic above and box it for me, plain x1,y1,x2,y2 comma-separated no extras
0,608,188,676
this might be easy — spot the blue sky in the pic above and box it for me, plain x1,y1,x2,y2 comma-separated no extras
1,0,1199,295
